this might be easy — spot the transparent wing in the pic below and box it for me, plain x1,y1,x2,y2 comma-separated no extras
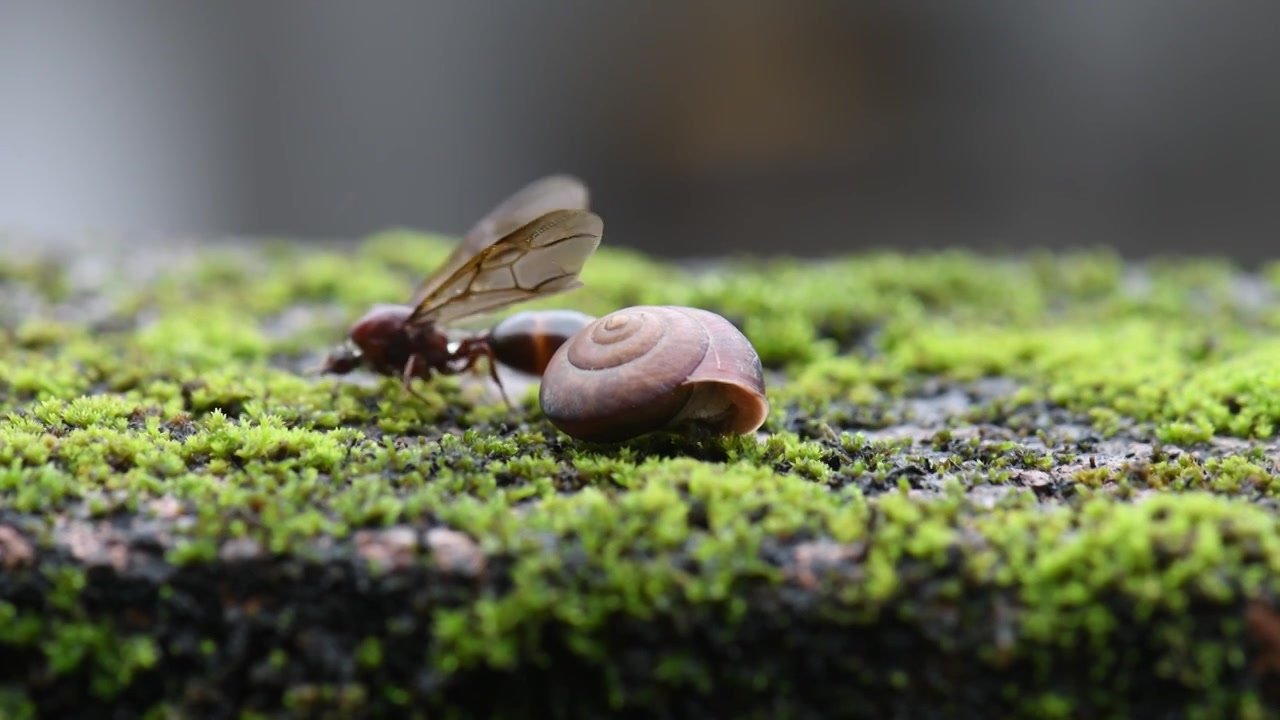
405,208,603,326
409,175,590,307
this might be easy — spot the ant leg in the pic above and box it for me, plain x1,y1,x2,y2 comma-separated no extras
452,340,512,408
484,345,512,408
400,354,433,404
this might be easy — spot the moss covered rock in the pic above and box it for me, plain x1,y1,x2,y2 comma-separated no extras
1,232,1279,718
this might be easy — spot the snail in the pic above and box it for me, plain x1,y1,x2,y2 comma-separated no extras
537,305,770,442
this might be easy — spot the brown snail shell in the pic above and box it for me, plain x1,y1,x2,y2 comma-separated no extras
538,305,769,443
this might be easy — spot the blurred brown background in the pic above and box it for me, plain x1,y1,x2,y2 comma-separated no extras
2,1,1278,261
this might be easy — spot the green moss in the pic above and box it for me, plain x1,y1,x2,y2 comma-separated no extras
0,236,1278,717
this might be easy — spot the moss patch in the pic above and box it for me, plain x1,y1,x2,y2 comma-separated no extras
0,233,1279,718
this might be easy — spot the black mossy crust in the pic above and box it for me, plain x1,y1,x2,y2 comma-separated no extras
4,517,1276,720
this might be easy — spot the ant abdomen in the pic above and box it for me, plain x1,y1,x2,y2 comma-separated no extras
489,309,596,377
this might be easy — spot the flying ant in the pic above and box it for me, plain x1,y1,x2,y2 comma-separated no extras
316,175,602,404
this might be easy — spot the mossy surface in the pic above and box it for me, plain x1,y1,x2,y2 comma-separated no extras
1,232,1280,718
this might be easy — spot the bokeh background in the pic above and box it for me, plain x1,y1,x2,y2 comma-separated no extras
2,1,1278,261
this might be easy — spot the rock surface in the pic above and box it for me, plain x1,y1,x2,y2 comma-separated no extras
0,231,1278,718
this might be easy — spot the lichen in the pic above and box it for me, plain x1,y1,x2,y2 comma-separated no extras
0,233,1277,717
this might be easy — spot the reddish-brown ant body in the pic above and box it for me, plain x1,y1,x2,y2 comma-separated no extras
317,175,602,403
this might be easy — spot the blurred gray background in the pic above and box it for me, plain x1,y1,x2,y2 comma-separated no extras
2,1,1278,261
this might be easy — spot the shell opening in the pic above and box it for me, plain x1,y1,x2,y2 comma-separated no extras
670,379,770,435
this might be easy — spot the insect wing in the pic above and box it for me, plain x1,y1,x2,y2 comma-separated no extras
409,175,590,307
464,174,590,250
405,208,603,326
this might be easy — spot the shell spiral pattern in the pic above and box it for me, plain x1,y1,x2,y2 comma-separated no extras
539,305,769,443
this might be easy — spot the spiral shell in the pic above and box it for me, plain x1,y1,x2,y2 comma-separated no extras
538,305,769,442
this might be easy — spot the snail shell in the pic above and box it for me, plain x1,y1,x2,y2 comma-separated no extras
538,305,769,443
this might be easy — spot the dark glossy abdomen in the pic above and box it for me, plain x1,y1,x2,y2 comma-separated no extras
490,309,596,377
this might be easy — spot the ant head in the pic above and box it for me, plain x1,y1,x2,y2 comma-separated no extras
317,343,363,375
